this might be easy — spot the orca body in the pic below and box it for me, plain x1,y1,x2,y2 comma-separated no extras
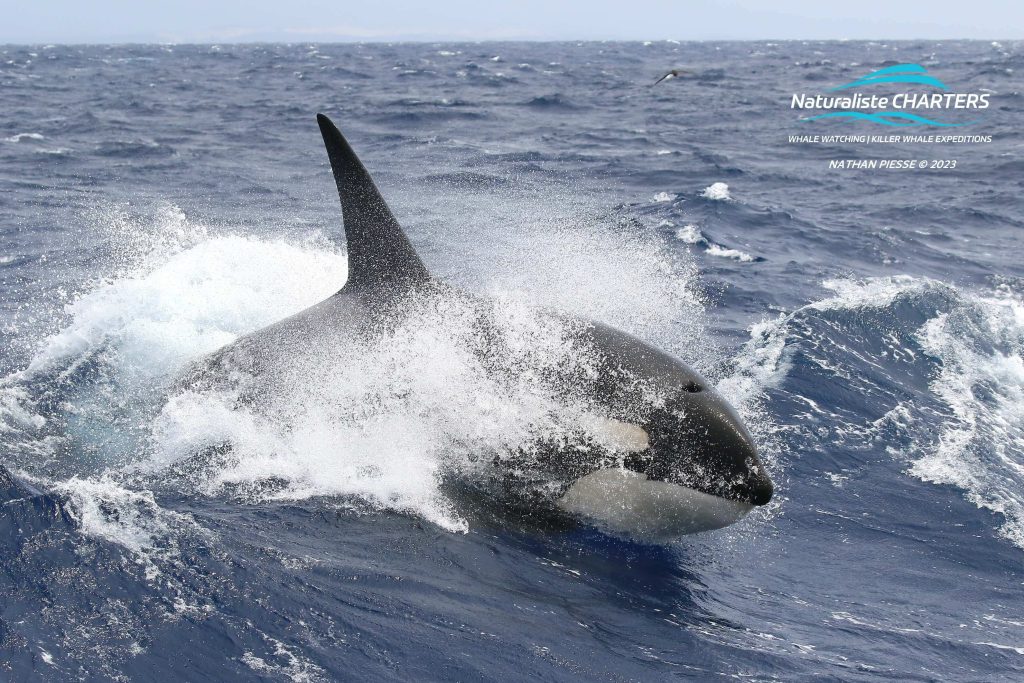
178,114,774,541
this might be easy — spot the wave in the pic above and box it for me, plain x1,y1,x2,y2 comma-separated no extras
668,221,760,263
3,132,44,143
733,276,1024,549
372,109,489,125
94,140,177,158
705,244,757,262
674,224,705,244
524,93,577,109
908,291,1024,547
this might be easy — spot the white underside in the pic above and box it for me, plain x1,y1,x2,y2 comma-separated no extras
557,468,753,542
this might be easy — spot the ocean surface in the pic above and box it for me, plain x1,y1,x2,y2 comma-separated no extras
1,40,1022,681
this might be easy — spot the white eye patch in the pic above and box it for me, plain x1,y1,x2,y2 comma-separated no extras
585,416,650,453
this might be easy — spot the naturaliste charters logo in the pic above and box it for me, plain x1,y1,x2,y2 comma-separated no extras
791,63,988,127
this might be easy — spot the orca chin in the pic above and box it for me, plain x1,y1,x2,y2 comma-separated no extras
557,468,755,542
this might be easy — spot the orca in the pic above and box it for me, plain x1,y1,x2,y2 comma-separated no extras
177,113,773,541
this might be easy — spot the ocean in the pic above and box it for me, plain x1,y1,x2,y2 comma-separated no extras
0,40,1022,681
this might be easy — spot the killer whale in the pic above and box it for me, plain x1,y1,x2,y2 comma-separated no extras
177,113,773,541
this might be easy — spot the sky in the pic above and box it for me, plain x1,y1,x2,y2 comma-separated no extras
1,0,1021,44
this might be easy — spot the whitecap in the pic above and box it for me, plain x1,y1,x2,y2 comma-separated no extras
701,182,731,201
675,224,705,245
706,243,755,262
908,292,1024,548
4,132,44,142
736,275,1024,549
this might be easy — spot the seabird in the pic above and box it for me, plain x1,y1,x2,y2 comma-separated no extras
654,69,693,85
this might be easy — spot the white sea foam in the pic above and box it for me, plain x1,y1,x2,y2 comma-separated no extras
0,385,46,433
57,475,190,558
909,292,1024,548
815,274,929,310
717,316,791,411
241,634,326,682
705,244,755,262
974,641,1024,655
652,191,674,202
0,205,346,546
675,225,705,244
4,132,44,142
700,182,731,201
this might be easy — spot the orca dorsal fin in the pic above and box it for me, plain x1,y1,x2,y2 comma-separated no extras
317,113,430,293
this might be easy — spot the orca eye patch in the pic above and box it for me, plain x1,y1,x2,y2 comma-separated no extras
587,417,650,452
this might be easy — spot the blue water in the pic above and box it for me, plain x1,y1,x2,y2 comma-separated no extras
1,41,1023,681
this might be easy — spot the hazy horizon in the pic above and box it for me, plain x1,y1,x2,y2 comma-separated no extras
0,1,1020,44
1,38,1020,47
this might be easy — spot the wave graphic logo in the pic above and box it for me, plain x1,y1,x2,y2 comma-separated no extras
799,63,979,127
829,63,948,92
803,111,969,127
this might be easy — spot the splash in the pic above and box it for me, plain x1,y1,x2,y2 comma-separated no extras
0,199,734,544
0,205,347,478
149,293,607,532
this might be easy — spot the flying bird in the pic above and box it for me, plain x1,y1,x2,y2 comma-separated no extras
654,68,693,85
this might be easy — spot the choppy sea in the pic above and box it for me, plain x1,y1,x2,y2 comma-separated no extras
1,40,1023,681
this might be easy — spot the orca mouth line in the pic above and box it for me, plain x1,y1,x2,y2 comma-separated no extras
633,462,774,507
